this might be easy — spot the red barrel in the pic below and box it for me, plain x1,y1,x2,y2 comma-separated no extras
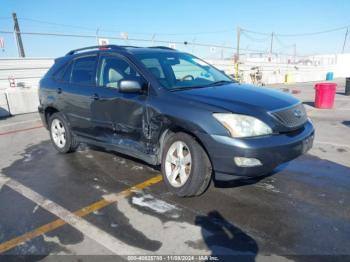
314,83,337,109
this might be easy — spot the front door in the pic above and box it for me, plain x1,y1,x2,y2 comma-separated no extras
91,54,149,153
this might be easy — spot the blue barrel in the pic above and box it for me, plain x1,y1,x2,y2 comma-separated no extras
326,72,334,81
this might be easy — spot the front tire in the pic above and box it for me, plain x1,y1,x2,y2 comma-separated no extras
49,112,79,153
161,132,212,197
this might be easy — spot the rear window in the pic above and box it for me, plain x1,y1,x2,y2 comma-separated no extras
70,56,97,85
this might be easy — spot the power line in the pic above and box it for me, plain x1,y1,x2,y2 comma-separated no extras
242,25,349,37
0,29,315,57
19,17,96,31
3,12,349,47
277,25,348,37
15,16,350,39
274,35,295,49
241,28,270,36
0,29,246,51
18,17,235,36
241,30,271,42
19,17,156,36
154,29,235,36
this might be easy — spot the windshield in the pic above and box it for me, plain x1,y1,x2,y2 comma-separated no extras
134,52,235,90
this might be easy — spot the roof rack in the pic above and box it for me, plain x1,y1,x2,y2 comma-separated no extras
66,45,176,56
119,45,141,49
149,46,176,51
66,45,125,55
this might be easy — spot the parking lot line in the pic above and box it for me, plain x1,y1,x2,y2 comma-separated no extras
0,125,43,136
0,174,163,254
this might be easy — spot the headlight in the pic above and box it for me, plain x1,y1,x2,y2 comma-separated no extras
213,113,272,138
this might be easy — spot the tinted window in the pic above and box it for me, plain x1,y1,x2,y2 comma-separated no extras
139,58,169,87
62,62,73,82
140,58,165,78
71,56,97,85
98,55,141,89
53,64,67,80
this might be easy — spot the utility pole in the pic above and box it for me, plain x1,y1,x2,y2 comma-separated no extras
151,34,156,46
270,32,274,55
236,26,240,61
342,27,349,53
221,46,224,60
235,26,241,80
12,13,25,57
96,27,100,45
293,44,296,63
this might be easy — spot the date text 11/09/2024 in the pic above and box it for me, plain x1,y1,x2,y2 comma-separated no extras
127,255,220,261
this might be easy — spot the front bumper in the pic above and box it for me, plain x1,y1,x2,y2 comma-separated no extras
198,120,314,180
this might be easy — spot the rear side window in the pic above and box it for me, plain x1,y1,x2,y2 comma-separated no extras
62,62,73,82
53,65,66,80
70,56,97,85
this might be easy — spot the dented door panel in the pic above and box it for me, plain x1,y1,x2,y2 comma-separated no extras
91,86,151,155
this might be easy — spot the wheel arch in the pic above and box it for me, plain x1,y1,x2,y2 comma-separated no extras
44,106,59,128
44,106,71,129
156,124,213,168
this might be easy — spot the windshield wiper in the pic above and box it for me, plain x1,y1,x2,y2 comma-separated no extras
170,85,208,91
170,80,234,91
207,80,234,86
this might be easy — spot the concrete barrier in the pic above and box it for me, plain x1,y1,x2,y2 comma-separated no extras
5,88,39,115
0,92,10,118
0,58,53,91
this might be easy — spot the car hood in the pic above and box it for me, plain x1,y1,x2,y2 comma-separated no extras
174,83,300,113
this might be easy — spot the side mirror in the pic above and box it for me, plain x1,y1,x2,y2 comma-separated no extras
119,80,142,93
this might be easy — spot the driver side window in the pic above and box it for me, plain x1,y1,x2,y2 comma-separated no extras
98,55,140,89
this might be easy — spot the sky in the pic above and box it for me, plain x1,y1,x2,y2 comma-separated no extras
0,0,349,58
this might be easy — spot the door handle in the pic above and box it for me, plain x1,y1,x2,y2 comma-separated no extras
91,94,99,100
57,88,62,94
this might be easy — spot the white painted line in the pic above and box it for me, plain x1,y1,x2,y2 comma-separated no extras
0,174,154,255
0,119,41,128
314,141,350,149
0,176,10,191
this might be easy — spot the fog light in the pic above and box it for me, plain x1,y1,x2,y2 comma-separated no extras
234,157,262,167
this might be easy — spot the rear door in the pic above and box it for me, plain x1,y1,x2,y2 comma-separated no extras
61,54,98,138
91,53,149,152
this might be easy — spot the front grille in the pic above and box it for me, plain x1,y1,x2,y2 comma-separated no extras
271,103,307,129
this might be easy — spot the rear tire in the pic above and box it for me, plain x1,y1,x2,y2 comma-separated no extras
49,112,79,153
161,132,212,197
